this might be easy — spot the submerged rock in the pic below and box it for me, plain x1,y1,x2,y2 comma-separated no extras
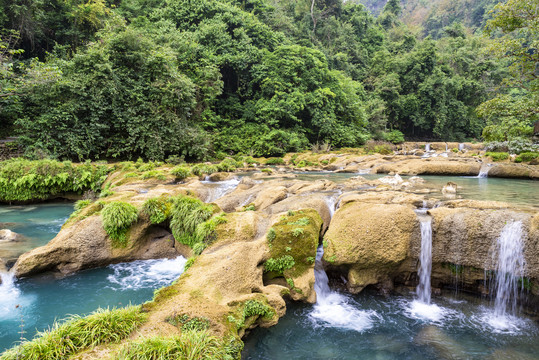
415,325,469,360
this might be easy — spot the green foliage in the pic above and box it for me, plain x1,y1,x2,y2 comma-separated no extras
0,306,146,360
167,314,210,332
141,197,171,224
243,300,274,319
264,157,284,165
485,152,509,162
191,164,218,177
383,130,405,144
266,228,276,246
114,331,238,360
101,201,139,247
515,152,539,163
264,255,295,274
184,257,196,271
169,195,214,247
74,199,91,211
0,159,109,202
292,228,305,237
171,166,192,181
216,158,238,172
287,217,310,226
243,204,256,211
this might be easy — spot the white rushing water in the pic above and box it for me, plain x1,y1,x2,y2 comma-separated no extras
425,143,431,152
202,178,240,202
477,163,491,178
0,271,34,321
107,256,187,291
310,247,379,332
417,217,433,304
493,221,525,317
407,216,447,322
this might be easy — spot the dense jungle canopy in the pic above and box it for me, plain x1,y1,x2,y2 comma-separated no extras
0,0,537,160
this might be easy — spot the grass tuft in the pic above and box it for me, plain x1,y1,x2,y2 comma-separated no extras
101,201,139,247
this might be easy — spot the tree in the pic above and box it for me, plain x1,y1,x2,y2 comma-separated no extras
478,0,539,141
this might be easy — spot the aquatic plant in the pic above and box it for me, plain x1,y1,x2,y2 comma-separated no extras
0,306,146,360
101,201,139,247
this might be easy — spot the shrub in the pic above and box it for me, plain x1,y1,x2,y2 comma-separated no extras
114,331,238,360
194,213,227,248
171,166,191,181
383,130,405,144
364,140,393,155
101,201,139,247
1,307,146,360
0,159,109,202
141,197,171,224
264,255,295,273
485,152,509,162
170,195,214,247
514,152,539,163
264,157,284,165
191,163,218,177
216,158,238,172
166,155,185,165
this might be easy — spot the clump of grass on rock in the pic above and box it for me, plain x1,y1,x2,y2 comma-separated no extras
101,201,139,247
0,306,146,360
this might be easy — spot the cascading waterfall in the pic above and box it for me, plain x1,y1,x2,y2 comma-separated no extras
425,143,431,152
477,163,490,178
492,221,525,318
458,143,465,151
202,178,240,202
407,215,447,321
310,246,379,332
416,217,433,304
0,271,25,321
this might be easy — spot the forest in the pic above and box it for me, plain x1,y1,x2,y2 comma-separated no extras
0,0,537,160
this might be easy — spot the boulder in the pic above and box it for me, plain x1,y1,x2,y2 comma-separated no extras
323,202,417,293
488,164,538,179
0,229,22,242
207,172,234,182
13,215,185,278
374,158,481,176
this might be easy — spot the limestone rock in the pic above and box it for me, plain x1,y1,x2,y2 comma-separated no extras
323,202,417,293
374,158,481,176
0,229,22,242
207,172,234,182
13,216,183,278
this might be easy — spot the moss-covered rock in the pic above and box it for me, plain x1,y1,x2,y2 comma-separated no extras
264,209,323,302
323,202,417,293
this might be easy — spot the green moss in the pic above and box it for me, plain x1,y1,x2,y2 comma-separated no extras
184,257,196,271
101,201,139,247
166,314,211,332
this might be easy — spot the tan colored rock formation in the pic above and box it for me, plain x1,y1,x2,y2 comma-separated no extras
323,201,417,293
374,158,481,176
488,163,539,180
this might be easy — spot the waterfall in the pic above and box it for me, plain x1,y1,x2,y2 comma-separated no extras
425,143,431,152
492,221,525,318
325,192,340,219
416,217,433,304
310,246,379,332
202,178,240,202
458,143,464,151
477,163,490,178
0,271,22,320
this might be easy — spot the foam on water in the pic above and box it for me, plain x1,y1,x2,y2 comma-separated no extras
469,306,535,335
310,247,380,332
107,256,187,291
0,272,35,321
406,300,448,322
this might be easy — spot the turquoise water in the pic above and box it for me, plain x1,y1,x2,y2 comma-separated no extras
0,256,186,351
242,290,539,360
0,202,74,261
267,172,539,209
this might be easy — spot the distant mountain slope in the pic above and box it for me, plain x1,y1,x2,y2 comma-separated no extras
357,0,504,37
